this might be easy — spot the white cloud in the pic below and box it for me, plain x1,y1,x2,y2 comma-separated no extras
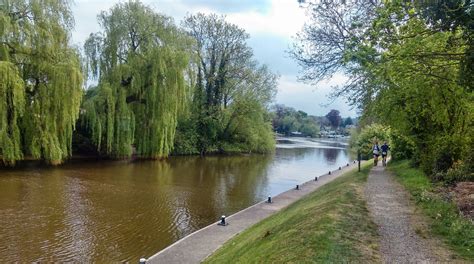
226,0,305,37
70,0,356,117
276,74,357,117
71,0,215,46
71,0,305,44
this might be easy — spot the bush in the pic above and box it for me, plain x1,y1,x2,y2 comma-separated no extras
352,124,390,159
433,150,474,184
389,130,415,160
421,134,468,177
445,160,474,183
300,121,319,137
173,118,199,155
220,99,275,154
227,114,275,154
72,131,99,156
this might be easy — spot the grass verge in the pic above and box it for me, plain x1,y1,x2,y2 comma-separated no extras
205,163,380,263
388,160,474,260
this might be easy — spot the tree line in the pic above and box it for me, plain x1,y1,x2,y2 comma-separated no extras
0,0,278,166
293,0,473,182
271,105,354,137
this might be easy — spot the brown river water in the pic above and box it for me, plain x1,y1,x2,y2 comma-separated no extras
0,137,352,262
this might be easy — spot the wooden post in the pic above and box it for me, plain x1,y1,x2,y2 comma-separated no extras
358,149,361,172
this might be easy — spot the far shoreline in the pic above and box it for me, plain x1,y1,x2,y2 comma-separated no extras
1,137,351,170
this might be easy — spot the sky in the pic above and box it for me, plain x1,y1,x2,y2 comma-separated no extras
71,0,357,117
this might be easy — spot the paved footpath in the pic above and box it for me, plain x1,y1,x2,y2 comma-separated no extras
365,164,453,263
145,162,362,264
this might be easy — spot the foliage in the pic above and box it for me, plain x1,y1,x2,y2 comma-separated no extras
182,13,278,154
299,121,319,137
389,129,415,161
0,0,83,165
1,1,278,165
173,117,199,155
352,125,416,162
389,160,474,260
0,62,24,165
343,117,353,127
293,1,473,179
220,97,275,153
434,145,474,184
352,124,390,159
369,12,472,174
426,135,470,175
272,104,319,137
81,1,191,159
415,0,474,92
325,109,342,128
441,160,474,184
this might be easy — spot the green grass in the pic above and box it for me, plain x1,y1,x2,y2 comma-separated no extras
205,163,381,263
388,160,474,260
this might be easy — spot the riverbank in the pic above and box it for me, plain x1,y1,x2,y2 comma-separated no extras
145,161,366,263
2,137,350,168
388,160,474,260
203,160,473,263
204,162,379,263
0,138,353,262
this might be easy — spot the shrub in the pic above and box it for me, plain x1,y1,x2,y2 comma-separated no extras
353,124,390,159
422,134,468,177
173,118,199,155
445,160,474,183
433,149,474,184
389,130,415,160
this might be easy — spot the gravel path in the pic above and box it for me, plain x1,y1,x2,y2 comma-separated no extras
365,164,453,263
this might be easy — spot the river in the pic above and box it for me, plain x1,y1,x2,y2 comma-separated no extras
0,137,352,262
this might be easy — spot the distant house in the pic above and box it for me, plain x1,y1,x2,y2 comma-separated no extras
320,129,346,138
290,131,302,136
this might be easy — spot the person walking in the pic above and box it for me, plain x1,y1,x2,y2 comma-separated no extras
381,141,390,166
373,141,380,166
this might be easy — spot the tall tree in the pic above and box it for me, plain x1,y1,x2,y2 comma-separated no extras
82,1,191,159
292,1,473,174
326,109,342,128
182,13,277,154
343,117,353,127
416,0,474,92
291,0,381,107
0,0,83,165
183,13,253,110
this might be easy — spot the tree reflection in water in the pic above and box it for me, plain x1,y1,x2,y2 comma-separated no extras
0,138,350,262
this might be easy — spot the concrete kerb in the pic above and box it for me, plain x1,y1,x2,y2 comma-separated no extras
145,197,269,262
144,160,365,264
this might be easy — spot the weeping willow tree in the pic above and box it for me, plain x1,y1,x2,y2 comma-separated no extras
0,0,83,165
82,1,191,159
0,62,24,165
